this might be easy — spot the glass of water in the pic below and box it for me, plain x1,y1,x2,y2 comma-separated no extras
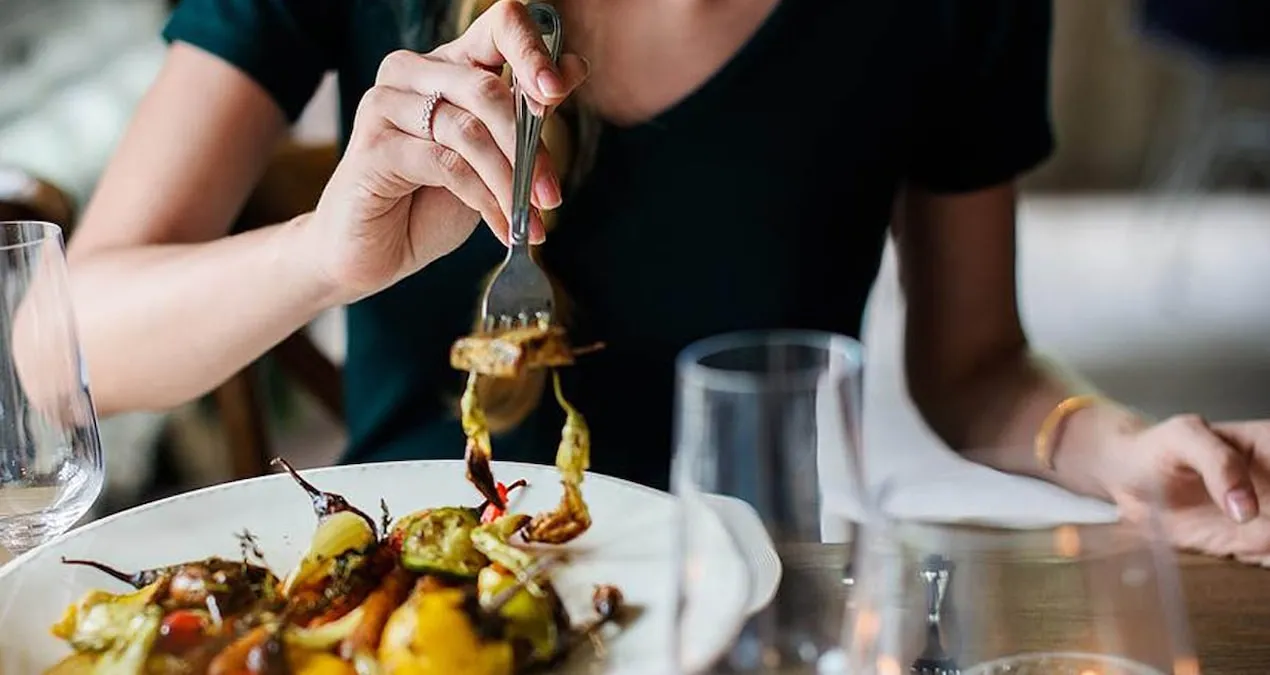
845,493,1197,675
671,330,866,673
0,221,102,555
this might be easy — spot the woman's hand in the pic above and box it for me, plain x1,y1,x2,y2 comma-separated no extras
1096,415,1270,566
300,0,589,304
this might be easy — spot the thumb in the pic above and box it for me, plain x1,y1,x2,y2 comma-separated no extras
1170,418,1260,523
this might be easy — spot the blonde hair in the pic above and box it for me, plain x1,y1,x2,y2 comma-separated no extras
447,0,600,434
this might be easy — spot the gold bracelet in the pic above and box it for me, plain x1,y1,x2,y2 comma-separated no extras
1035,394,1105,471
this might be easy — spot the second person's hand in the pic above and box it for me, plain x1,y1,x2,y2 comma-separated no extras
298,0,589,305
1097,414,1270,566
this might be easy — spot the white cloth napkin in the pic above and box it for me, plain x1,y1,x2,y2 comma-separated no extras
817,366,1118,535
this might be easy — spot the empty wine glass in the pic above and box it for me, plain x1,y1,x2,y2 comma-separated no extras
846,487,1198,675
0,221,103,556
671,330,866,674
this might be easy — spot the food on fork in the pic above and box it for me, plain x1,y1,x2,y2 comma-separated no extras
45,461,626,675
450,325,577,379
522,372,591,544
453,324,599,544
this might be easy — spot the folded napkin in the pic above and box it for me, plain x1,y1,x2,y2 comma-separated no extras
817,359,1118,538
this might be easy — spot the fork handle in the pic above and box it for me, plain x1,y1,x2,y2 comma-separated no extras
509,3,563,249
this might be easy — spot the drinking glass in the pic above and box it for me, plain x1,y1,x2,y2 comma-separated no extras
0,221,103,555
845,495,1197,675
671,330,866,674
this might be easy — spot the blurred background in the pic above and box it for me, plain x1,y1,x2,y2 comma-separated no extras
2,0,1269,519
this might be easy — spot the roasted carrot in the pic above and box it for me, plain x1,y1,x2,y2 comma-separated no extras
207,625,281,675
339,566,415,659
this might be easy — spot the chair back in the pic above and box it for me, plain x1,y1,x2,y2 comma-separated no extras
0,165,75,228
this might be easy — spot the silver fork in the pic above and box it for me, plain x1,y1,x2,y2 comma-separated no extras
912,555,960,675
479,2,563,333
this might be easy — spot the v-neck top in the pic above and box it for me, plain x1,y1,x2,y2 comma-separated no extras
163,0,1055,490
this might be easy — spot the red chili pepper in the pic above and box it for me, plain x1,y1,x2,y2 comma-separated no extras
481,482,513,524
157,609,207,652
479,480,529,524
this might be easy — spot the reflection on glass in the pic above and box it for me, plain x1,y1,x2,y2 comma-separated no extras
0,221,102,555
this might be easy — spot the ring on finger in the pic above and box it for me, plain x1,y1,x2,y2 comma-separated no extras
420,91,443,141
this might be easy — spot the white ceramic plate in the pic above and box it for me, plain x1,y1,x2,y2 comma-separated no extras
0,460,761,675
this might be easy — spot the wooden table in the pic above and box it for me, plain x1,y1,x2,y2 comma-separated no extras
1169,553,1270,674
754,546,1270,675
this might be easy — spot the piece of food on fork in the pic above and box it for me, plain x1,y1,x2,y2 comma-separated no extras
449,325,578,379
451,321,601,543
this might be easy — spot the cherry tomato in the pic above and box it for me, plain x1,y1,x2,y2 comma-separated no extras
157,609,208,652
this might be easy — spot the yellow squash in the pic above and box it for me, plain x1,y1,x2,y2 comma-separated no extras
378,586,513,675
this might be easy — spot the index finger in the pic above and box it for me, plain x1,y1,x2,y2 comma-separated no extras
1168,418,1260,523
1213,420,1270,464
434,1,567,107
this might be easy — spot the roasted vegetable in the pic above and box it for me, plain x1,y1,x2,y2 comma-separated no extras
478,480,527,525
210,620,357,675
272,458,378,536
393,507,486,578
51,582,163,654
96,605,163,675
289,650,357,675
208,624,286,675
60,557,277,615
523,372,593,544
286,546,392,629
470,514,537,595
378,583,513,675
477,566,559,664
286,606,366,651
449,325,577,379
460,372,503,510
43,652,98,675
155,609,210,654
339,567,415,660
281,510,378,598
453,324,603,514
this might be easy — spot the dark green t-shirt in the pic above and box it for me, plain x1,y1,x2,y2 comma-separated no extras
163,0,1054,490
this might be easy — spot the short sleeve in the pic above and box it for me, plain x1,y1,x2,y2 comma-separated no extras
907,1,1056,193
161,0,342,122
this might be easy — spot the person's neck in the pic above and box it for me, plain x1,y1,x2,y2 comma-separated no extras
560,0,781,126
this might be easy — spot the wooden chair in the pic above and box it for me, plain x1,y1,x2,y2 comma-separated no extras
222,141,343,478
0,165,76,228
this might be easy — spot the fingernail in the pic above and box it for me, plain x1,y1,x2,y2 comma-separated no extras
537,69,565,98
579,55,592,78
535,174,562,209
1226,488,1258,523
529,207,547,244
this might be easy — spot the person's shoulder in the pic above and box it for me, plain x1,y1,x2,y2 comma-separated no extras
906,0,1055,193
162,0,351,121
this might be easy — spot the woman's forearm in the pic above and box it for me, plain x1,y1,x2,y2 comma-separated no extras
913,349,1141,501
70,214,337,416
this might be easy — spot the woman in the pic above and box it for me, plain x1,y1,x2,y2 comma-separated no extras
67,0,1270,563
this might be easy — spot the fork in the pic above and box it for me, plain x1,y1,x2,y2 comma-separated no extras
479,2,564,333
912,554,960,675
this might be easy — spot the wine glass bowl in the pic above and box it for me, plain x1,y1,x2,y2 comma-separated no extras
0,221,103,556
847,513,1198,675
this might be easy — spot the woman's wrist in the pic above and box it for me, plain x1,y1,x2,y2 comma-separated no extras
273,212,349,314
1042,399,1148,503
